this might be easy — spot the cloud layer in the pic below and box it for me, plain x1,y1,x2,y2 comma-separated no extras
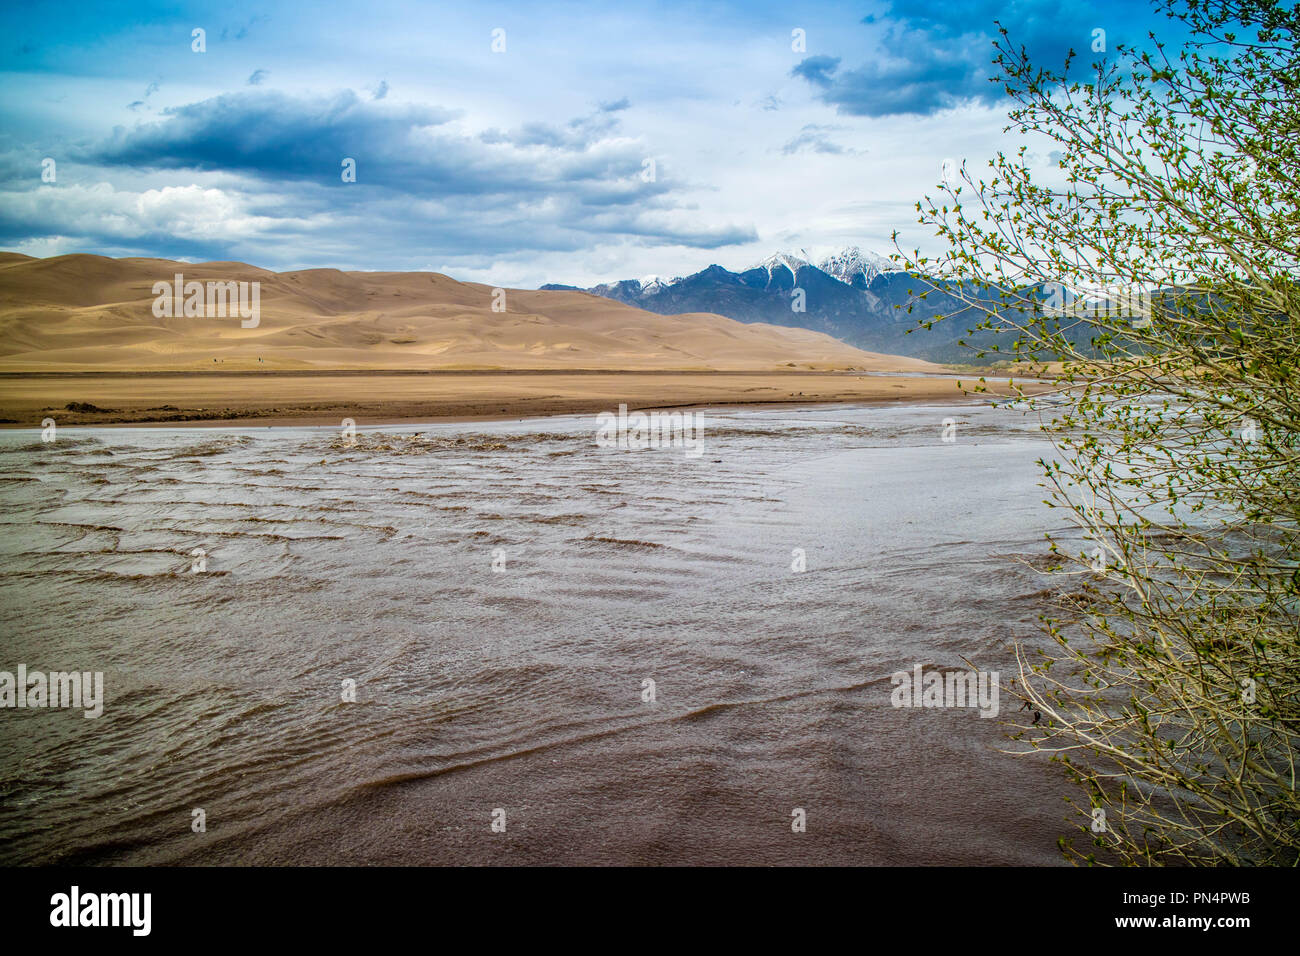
0,0,1178,285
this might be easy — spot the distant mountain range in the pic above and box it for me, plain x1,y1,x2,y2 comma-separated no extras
542,246,1015,363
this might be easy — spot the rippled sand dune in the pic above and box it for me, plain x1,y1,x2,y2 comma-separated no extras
0,252,937,373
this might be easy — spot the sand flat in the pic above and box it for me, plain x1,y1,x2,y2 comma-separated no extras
0,370,1036,427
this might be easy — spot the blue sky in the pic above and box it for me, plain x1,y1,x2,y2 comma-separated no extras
0,0,1175,287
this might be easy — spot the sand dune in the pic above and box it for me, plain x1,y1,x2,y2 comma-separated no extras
0,253,941,373
0,253,981,427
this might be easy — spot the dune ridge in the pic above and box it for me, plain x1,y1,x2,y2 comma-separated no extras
0,253,942,373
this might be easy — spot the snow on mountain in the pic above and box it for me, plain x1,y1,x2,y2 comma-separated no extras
541,244,1016,363
744,247,899,287
638,274,681,295
748,251,812,281
818,246,900,287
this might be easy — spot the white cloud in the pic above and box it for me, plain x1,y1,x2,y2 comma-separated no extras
4,182,277,243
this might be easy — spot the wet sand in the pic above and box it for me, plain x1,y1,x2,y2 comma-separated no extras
0,370,1045,428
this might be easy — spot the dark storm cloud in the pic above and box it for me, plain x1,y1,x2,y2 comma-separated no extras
793,0,1165,117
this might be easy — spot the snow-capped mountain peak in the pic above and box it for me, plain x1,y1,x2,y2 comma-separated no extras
818,246,900,286
749,251,811,280
746,247,900,286
638,274,680,295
